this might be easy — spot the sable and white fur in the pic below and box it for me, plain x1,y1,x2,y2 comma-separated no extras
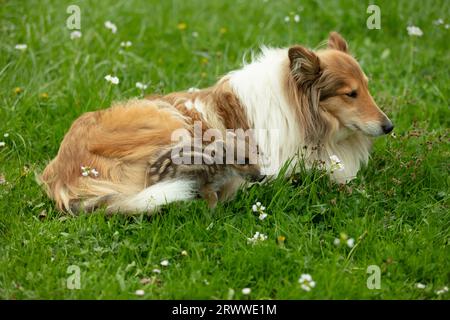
39,32,393,214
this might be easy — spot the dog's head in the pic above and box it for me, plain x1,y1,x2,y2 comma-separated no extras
288,32,393,140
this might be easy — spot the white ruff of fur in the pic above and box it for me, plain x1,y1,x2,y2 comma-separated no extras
228,47,371,183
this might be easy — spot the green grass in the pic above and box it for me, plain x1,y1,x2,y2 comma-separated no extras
0,0,449,299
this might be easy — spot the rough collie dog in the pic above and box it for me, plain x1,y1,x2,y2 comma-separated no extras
40,32,393,214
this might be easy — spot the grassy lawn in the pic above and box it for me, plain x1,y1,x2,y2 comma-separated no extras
0,0,449,299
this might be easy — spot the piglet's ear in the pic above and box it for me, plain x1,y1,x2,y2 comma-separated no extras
327,31,348,53
288,45,321,87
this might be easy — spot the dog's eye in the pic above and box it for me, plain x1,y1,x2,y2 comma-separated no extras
346,90,357,98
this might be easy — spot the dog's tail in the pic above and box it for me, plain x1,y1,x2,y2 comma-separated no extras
71,179,198,214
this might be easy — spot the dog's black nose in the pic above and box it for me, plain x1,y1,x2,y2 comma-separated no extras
382,122,394,134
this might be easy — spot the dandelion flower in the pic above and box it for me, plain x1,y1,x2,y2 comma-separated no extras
104,74,119,85
135,289,145,296
70,30,82,39
299,274,316,292
105,21,118,33
160,259,169,267
40,92,49,100
242,288,251,295
407,26,423,37
415,283,426,289
177,22,187,31
15,44,27,51
219,27,227,34
136,82,148,90
14,87,23,94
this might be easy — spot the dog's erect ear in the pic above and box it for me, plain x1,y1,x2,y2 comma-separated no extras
288,45,321,86
327,31,348,53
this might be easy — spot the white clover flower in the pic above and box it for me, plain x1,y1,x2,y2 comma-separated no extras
0,141,5,147
192,31,199,38
407,26,423,37
299,274,316,292
433,18,444,25
334,233,355,248
135,289,145,296
104,21,117,33
104,74,119,85
152,268,161,274
136,82,148,90
294,14,300,23
247,231,268,245
445,24,450,29
242,288,251,295
187,87,200,93
346,238,355,248
81,166,90,177
15,44,27,51
81,166,99,177
330,154,344,172
3,133,9,138
120,41,132,48
160,259,169,266
415,283,426,289
436,286,448,295
252,202,266,218
70,30,82,40
181,250,188,256
90,168,99,177
284,16,290,23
